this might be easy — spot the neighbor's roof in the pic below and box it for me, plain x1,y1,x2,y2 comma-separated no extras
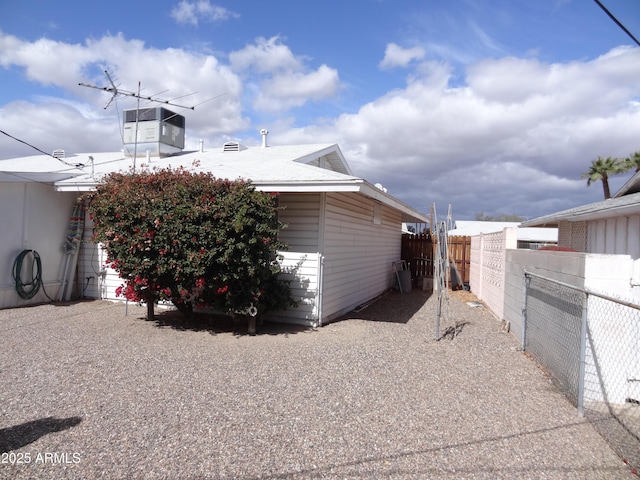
521,192,640,227
449,221,557,242
449,221,520,236
614,170,640,198
0,143,429,223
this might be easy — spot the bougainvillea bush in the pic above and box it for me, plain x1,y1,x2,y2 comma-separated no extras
86,166,295,321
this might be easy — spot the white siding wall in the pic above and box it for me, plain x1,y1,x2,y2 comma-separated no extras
587,214,640,259
320,192,402,323
0,183,78,308
77,213,121,301
277,193,321,253
271,251,321,325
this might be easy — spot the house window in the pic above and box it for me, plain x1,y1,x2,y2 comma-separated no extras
373,203,381,225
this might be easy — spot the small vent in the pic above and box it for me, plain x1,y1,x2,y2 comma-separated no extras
222,141,247,152
52,149,65,159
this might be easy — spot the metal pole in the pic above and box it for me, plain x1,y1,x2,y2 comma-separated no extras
133,81,140,170
577,291,589,417
522,273,529,350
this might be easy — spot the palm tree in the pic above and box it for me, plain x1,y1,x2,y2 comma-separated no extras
624,151,640,173
581,156,626,199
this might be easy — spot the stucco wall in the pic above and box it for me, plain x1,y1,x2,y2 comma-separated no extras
0,183,78,309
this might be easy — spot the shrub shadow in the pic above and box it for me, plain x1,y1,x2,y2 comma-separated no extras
146,309,311,337
0,416,82,453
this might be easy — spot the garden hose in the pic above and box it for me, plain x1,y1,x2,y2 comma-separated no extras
12,250,45,300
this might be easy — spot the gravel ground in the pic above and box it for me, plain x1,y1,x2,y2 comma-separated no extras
0,290,634,479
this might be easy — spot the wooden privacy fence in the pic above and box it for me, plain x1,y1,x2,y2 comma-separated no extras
401,233,471,288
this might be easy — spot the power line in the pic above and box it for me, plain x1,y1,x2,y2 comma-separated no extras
0,129,85,168
593,0,640,47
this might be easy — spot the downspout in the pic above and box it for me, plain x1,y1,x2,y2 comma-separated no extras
316,192,327,327
21,183,29,249
316,254,324,327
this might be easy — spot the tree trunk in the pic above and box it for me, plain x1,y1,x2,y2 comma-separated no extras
145,293,155,321
248,316,257,335
602,177,611,199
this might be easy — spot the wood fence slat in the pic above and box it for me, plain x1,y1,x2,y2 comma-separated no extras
401,233,471,288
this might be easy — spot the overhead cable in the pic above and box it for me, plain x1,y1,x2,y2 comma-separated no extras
0,129,85,168
593,0,640,47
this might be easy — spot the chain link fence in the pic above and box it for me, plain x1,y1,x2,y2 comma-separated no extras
523,271,640,470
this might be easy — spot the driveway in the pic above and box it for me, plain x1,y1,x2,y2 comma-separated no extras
0,291,633,479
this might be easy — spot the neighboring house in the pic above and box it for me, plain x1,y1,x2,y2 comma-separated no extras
504,175,640,408
0,111,428,326
520,176,640,259
449,220,558,249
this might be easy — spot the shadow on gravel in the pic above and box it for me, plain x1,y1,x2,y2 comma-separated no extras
254,420,630,479
146,309,311,337
337,290,432,325
437,321,470,341
0,416,82,453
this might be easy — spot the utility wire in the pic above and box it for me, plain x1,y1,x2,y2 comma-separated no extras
593,0,640,47
0,129,86,168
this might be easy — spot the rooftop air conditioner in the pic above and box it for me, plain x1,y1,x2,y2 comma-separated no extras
123,107,185,157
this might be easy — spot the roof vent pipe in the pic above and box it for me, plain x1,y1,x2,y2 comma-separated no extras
260,129,269,148
199,139,204,152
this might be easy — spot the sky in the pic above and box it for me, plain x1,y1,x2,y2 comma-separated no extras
1,0,639,221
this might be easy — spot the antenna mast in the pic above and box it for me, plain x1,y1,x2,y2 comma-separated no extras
79,71,197,169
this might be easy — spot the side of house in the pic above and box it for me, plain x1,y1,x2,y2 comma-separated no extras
1,140,428,326
0,180,79,309
321,192,402,323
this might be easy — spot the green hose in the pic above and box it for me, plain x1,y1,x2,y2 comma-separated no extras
12,250,43,300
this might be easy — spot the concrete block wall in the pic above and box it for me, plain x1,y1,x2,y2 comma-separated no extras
468,227,517,322
503,250,587,344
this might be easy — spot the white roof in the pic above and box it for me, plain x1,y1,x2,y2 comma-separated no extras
0,143,429,223
521,192,640,227
449,221,557,242
450,221,520,236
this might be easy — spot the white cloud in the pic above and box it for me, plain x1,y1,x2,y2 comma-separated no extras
379,43,426,69
170,1,239,26
230,37,341,113
254,65,341,112
0,31,248,158
1,27,639,220
229,36,303,74
280,47,640,218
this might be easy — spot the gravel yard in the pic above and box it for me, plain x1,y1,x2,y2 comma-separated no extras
0,291,633,479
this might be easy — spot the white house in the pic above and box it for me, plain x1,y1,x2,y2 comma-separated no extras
0,112,428,326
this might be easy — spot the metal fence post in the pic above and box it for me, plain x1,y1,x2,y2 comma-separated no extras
577,291,588,417
522,272,529,350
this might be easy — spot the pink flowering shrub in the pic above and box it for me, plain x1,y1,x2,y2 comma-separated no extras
86,167,295,319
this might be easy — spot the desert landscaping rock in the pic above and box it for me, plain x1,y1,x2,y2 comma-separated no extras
0,291,633,479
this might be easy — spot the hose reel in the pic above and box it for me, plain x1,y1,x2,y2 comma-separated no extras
12,250,43,300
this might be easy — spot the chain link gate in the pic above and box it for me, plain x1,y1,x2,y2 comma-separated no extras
523,271,640,470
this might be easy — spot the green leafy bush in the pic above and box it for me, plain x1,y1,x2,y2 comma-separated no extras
86,166,295,320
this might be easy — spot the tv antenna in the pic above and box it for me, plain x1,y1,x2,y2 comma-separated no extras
79,70,196,111
79,71,197,168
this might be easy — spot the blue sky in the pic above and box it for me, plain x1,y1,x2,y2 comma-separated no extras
1,0,639,220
